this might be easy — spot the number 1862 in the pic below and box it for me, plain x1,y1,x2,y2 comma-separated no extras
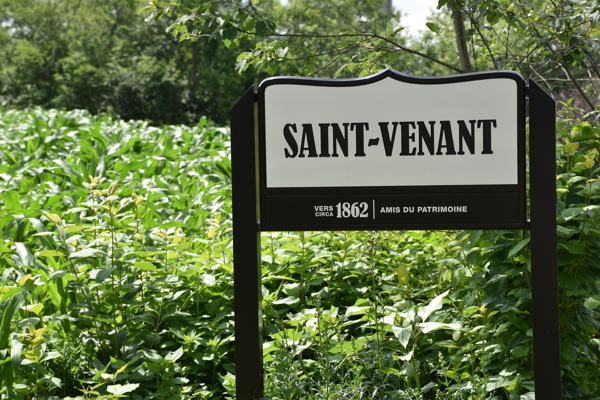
336,202,369,218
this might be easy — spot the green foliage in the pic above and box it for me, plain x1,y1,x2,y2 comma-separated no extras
1,106,598,399
0,0,263,124
152,0,598,113
0,108,236,399
555,102,600,398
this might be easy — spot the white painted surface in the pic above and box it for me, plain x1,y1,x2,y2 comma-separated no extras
263,77,519,188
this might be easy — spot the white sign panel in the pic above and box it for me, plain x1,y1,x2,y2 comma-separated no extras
262,74,519,188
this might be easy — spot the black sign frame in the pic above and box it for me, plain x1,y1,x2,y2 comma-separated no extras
230,70,561,400
258,69,526,231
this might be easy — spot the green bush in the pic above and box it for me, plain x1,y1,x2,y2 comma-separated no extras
0,107,598,400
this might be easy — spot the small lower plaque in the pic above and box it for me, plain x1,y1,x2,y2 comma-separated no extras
264,192,522,231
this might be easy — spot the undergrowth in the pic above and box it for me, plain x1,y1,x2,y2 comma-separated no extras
0,107,598,400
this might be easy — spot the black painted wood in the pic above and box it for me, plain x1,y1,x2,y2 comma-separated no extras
231,86,263,400
529,79,561,398
229,73,560,400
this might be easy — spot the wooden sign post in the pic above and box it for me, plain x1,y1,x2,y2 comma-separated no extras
230,69,560,399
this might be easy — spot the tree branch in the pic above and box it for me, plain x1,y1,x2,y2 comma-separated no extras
471,19,499,70
284,38,372,61
448,0,473,73
309,44,361,77
527,19,595,110
257,31,463,73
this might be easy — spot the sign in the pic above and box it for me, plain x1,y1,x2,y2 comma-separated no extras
231,72,560,400
258,69,525,230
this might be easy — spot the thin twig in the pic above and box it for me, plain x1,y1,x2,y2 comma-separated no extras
471,20,499,69
235,30,463,73
284,37,372,61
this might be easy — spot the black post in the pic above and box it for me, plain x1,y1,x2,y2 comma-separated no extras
528,79,561,398
230,87,264,400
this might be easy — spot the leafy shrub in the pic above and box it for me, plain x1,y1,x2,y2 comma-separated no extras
0,106,598,400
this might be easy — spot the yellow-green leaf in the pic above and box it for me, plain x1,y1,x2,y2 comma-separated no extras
46,213,61,224
115,361,129,377
24,303,44,315
133,262,156,271
65,226,87,233
34,327,48,337
19,275,33,286
39,250,65,258
397,264,409,284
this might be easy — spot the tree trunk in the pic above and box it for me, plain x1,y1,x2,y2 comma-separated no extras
382,0,392,14
449,0,473,73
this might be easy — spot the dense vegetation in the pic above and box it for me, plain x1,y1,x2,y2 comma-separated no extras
0,0,262,125
0,106,598,399
4,1,598,124
0,0,599,398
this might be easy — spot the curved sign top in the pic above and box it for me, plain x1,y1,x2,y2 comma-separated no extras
259,68,524,188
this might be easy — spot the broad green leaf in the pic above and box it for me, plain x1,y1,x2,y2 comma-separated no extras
304,64,316,76
1,293,26,346
440,258,461,266
486,376,513,391
392,326,412,349
144,9,158,23
47,281,64,311
40,375,62,388
263,341,279,355
508,237,530,258
557,225,576,236
255,21,268,36
1,288,24,300
15,243,31,266
397,264,409,284
273,296,299,305
399,350,414,361
559,242,585,255
422,381,439,393
39,250,64,258
96,155,105,176
107,383,139,396
133,262,156,271
165,347,184,362
23,303,43,315
345,306,370,316
69,248,106,258
511,345,529,358
561,207,584,220
48,270,66,280
143,350,162,362
202,274,216,285
584,295,600,310
4,191,20,211
426,22,440,33
417,290,449,322
64,225,87,233
418,322,461,333
11,339,23,375
91,268,117,283
41,351,60,362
